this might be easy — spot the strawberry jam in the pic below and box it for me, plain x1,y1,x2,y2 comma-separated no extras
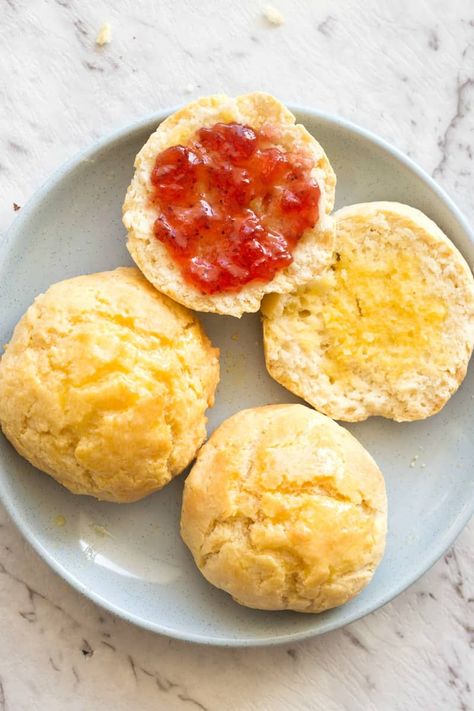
150,122,320,294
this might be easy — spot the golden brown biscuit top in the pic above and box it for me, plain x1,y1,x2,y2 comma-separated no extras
181,405,386,612
0,268,219,502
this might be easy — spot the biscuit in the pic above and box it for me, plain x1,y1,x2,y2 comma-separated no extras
123,92,336,317
262,202,474,421
181,404,387,613
0,267,219,502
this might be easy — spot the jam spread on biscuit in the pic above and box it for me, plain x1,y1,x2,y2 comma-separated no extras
150,122,320,294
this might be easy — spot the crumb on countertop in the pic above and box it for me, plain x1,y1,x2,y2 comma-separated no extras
96,22,112,46
409,454,419,468
54,514,66,527
184,83,195,93
13,203,21,211
262,5,285,25
231,332,239,341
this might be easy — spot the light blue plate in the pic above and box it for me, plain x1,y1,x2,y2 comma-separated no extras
0,107,473,646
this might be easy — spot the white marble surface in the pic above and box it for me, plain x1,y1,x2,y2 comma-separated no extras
1,1,473,709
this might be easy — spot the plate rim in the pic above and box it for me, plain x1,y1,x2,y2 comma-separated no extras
0,104,473,646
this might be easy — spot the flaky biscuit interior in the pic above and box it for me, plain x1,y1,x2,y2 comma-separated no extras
263,202,474,421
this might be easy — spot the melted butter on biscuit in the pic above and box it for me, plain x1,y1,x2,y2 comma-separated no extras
291,248,448,381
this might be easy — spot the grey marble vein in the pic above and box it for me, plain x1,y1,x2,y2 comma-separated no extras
433,77,474,179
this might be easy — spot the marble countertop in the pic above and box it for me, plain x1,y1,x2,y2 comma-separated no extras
1,1,473,709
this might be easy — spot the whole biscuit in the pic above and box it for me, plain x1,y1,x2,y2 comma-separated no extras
181,404,387,613
0,267,219,502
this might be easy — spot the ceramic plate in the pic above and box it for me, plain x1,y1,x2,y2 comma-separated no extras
0,107,473,646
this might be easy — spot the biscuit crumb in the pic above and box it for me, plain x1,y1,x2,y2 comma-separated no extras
54,515,66,527
96,22,112,46
409,454,419,468
263,5,285,25
231,332,239,341
184,83,195,94
13,202,21,211
420,463,426,468
89,523,113,538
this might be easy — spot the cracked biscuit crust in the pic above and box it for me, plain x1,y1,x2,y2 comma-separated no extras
123,92,336,317
181,404,386,613
262,202,474,421
0,267,219,502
